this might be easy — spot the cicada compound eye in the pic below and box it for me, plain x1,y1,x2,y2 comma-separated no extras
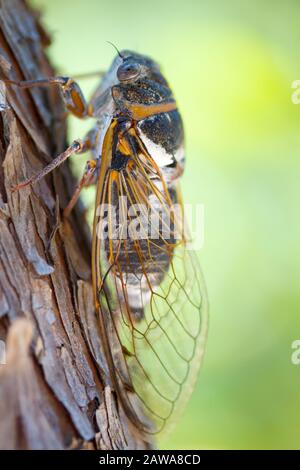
117,61,141,82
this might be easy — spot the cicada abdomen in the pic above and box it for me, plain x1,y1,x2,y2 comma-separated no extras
92,51,208,435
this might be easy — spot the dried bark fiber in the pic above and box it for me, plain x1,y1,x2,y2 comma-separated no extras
0,0,149,450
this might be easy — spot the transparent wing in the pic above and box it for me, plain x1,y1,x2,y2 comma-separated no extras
117,243,208,434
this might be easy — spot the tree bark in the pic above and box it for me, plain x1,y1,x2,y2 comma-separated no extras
0,0,149,450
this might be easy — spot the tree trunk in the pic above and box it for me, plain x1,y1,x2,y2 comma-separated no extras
0,0,149,450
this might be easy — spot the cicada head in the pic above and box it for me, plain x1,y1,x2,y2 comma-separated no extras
111,50,174,109
116,51,164,83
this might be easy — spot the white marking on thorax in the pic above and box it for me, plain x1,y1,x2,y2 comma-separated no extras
139,130,173,167
138,129,184,168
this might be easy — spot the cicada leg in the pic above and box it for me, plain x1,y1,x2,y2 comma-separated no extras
63,159,99,218
2,75,94,118
10,137,90,192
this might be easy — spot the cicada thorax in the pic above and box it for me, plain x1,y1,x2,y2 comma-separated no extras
111,65,185,180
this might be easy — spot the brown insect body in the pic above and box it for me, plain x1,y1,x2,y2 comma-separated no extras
90,52,207,435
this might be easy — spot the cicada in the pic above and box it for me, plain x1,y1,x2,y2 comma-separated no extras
6,50,208,436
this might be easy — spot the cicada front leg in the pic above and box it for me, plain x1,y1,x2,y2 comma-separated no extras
2,75,94,118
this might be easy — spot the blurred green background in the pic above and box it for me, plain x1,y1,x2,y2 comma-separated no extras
31,0,300,449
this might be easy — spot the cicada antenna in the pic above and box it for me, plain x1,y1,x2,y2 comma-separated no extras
106,41,124,60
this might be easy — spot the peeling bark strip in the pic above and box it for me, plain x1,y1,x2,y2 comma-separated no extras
0,0,149,450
